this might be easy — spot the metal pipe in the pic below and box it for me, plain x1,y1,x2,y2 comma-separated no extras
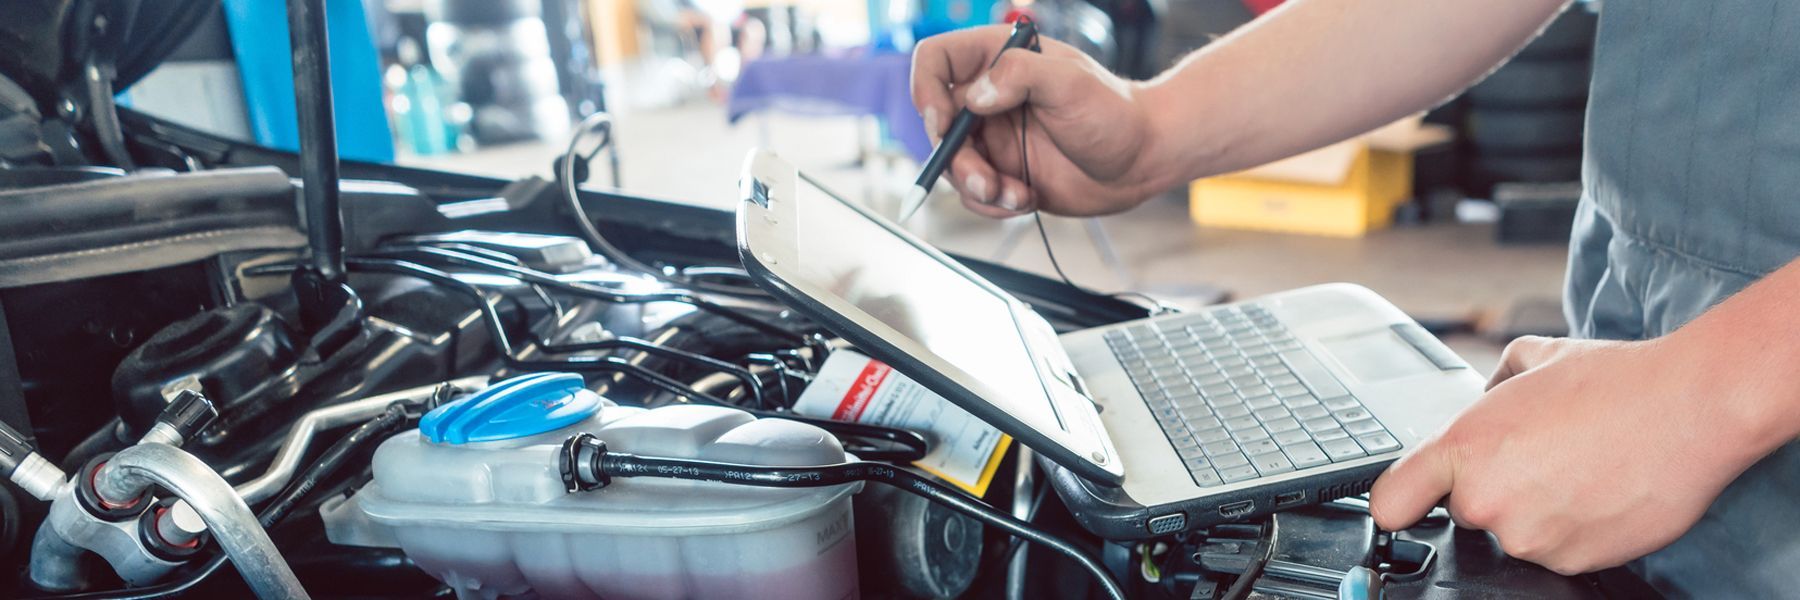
286,0,345,283
27,521,89,592
235,378,483,504
1005,446,1037,600
11,453,66,501
95,444,308,599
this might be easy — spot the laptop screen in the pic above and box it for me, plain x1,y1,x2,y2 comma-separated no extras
790,175,1060,432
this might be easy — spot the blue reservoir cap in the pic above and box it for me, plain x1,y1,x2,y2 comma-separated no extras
419,373,600,444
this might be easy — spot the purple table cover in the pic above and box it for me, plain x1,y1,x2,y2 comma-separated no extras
727,51,932,161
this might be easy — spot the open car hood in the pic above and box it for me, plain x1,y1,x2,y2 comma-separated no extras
0,0,214,112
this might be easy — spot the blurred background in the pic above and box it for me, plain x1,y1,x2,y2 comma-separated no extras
120,0,1602,371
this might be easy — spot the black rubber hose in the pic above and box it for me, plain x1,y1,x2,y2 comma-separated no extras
582,449,1125,600
256,403,407,528
0,483,19,563
58,419,125,472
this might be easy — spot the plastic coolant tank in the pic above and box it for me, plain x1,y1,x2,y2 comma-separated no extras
358,373,861,600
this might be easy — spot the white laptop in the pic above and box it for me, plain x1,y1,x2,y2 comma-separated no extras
735,150,1483,538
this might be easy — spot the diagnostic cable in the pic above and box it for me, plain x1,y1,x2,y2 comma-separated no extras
559,432,1126,600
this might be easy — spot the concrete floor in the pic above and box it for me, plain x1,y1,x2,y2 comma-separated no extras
404,102,1573,372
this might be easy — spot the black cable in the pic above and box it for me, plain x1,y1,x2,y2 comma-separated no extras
737,411,928,462
1218,520,1275,600
368,255,924,460
558,113,632,265
324,257,730,401
256,403,408,528
744,353,794,409
365,245,807,344
1003,479,1052,562
258,257,928,460
33,404,414,600
1012,75,1175,316
556,113,761,298
561,437,1124,600
533,336,764,405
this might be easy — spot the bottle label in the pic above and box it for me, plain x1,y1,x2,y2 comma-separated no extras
794,350,1011,496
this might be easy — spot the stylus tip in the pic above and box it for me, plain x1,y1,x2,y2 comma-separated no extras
899,186,929,223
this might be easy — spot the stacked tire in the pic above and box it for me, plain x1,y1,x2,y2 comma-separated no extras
1462,7,1598,196
425,0,572,145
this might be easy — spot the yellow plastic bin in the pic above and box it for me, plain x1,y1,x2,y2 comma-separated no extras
1189,118,1452,238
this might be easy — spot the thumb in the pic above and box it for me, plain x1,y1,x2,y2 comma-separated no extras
962,49,1071,116
1368,437,1455,531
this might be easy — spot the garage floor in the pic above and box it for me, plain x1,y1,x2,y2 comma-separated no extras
405,102,1573,373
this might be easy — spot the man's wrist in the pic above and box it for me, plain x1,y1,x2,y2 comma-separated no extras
1129,68,1232,196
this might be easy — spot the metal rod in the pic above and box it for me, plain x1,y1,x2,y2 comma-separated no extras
287,0,345,284
235,378,484,504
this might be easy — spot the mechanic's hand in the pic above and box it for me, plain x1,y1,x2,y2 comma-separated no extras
910,26,1167,218
1368,335,1769,575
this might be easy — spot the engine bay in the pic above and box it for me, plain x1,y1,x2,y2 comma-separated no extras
0,90,1164,597
0,2,1655,598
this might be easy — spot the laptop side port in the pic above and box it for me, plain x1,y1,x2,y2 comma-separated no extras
1219,500,1255,519
1146,512,1187,535
1274,491,1306,508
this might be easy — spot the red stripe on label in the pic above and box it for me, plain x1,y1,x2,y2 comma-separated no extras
833,360,892,421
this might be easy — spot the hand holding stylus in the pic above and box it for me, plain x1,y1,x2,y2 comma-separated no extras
901,18,1040,222
906,21,1168,219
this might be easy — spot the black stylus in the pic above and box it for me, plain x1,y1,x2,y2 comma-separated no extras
900,18,1039,222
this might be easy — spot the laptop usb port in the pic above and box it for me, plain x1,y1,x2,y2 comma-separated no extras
1219,500,1255,519
1274,491,1306,508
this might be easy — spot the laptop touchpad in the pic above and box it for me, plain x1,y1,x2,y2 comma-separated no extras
1319,328,1437,383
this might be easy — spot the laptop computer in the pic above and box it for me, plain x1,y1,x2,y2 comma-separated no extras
735,150,1484,539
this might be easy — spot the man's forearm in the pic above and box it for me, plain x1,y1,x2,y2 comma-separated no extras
1666,257,1800,462
1131,0,1571,190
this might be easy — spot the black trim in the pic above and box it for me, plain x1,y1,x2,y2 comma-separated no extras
1046,456,1392,540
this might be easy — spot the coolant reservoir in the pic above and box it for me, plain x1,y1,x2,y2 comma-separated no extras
358,373,860,600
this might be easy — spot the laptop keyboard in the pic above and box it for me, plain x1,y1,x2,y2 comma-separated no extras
1104,304,1402,488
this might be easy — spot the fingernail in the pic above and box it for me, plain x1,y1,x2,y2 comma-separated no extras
924,107,941,145
966,174,990,203
998,189,1023,211
967,75,998,109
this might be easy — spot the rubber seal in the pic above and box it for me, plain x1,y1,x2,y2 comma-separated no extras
76,453,152,522
137,500,207,562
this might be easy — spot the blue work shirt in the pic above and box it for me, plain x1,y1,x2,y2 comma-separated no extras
1565,1,1800,596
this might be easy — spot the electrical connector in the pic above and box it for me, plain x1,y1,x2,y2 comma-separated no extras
140,389,218,447
559,432,610,493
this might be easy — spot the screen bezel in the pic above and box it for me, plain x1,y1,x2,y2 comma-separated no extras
735,150,1124,484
